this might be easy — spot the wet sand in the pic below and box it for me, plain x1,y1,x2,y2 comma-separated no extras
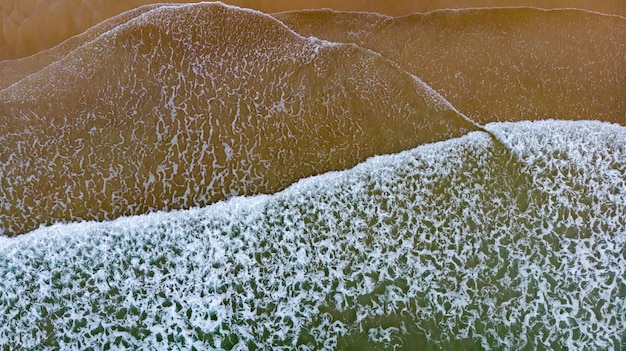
0,3,478,235
276,8,625,123
1,0,623,60
0,1,623,235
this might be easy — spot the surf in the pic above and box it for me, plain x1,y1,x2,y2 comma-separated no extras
276,7,625,124
0,3,481,235
1,120,623,349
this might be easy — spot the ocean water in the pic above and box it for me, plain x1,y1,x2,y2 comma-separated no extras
1,120,624,350
1,3,624,350
275,7,625,124
1,4,623,235
0,3,479,236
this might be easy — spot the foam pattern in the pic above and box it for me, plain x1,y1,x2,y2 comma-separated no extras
0,120,624,350
0,3,476,236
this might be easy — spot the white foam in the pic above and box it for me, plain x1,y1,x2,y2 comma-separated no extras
0,120,624,349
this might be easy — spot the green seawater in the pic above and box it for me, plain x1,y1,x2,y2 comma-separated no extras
0,120,624,350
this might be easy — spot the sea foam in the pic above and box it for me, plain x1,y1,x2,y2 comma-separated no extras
0,120,624,350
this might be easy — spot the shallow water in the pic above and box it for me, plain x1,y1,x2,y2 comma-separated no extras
1,120,625,349
1,3,482,236
1,0,623,60
2,3,624,236
0,2,624,350
276,7,625,124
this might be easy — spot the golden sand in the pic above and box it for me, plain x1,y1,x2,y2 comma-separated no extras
0,4,164,90
0,0,623,60
276,8,625,123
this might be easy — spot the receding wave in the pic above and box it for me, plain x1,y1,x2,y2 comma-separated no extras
0,3,624,349
1,0,623,61
1,120,624,349
0,3,480,236
276,7,625,123
2,3,624,236
0,3,165,90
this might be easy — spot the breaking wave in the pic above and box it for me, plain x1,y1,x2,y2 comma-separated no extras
1,3,624,350
1,120,624,350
